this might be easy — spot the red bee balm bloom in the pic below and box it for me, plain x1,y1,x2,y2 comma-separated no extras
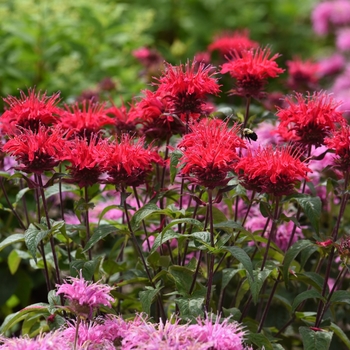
58,101,114,139
235,145,310,196
60,136,108,188
106,102,139,135
208,30,258,56
2,126,65,174
103,135,163,188
178,119,246,189
276,91,345,147
157,61,221,121
324,125,350,171
1,89,61,135
221,47,284,98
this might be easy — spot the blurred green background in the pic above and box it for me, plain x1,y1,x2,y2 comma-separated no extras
0,0,323,107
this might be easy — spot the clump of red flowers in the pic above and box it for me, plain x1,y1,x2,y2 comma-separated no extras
178,118,245,189
2,126,65,174
235,145,310,196
275,91,345,147
60,135,108,188
1,89,61,135
106,102,139,136
58,101,114,139
324,125,350,171
221,47,284,98
208,30,258,57
156,61,221,122
103,135,163,188
286,57,320,91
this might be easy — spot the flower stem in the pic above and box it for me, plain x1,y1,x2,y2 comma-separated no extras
84,186,92,261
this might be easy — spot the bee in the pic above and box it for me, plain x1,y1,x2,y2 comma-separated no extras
242,128,258,143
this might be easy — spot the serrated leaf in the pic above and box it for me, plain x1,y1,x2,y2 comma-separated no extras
175,296,205,319
150,229,180,254
0,234,25,252
247,332,273,350
299,327,333,350
291,195,321,233
83,225,117,252
24,224,51,263
329,290,350,304
69,258,101,280
283,240,314,286
170,150,182,184
224,246,254,280
139,286,162,315
292,290,325,312
8,249,21,275
130,203,160,230
169,266,195,296
249,268,274,304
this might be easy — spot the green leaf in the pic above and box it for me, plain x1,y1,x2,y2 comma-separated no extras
150,230,180,254
299,327,333,350
290,195,321,233
70,258,101,280
224,246,254,280
176,296,205,319
162,218,204,233
83,225,117,252
169,150,182,184
14,187,31,206
0,234,25,252
44,183,77,199
283,240,314,286
8,249,21,275
330,322,350,349
247,332,273,350
24,224,51,263
292,290,325,312
130,203,160,230
139,285,162,315
293,272,325,292
249,268,274,304
213,220,246,232
168,265,194,296
329,290,350,304
221,268,240,289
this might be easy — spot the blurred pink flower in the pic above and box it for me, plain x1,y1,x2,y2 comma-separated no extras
318,53,345,76
336,27,350,51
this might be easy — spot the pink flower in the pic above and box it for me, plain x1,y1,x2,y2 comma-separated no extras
311,2,333,35
318,54,345,76
336,27,350,51
56,271,114,317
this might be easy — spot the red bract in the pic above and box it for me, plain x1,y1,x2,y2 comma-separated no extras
286,57,320,91
2,126,65,174
58,101,114,139
103,135,163,188
275,91,345,147
60,136,108,188
221,47,284,98
235,145,310,196
208,30,258,56
1,89,61,135
156,61,221,121
324,125,350,171
106,102,139,135
178,118,245,189
133,89,185,140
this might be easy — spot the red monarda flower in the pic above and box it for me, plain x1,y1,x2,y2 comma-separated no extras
324,125,350,171
178,118,246,189
58,101,114,139
156,61,221,121
275,91,346,147
286,57,320,91
2,126,65,174
106,102,139,135
221,47,284,98
132,89,185,140
60,135,108,188
208,30,258,56
235,145,310,196
1,89,61,135
103,135,163,188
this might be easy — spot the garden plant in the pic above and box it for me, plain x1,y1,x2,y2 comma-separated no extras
0,0,350,349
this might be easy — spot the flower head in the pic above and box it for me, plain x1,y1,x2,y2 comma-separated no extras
156,61,221,121
56,271,114,318
286,57,320,91
1,89,61,135
103,135,163,188
235,145,310,196
275,91,346,147
58,101,114,139
178,118,245,188
106,102,139,135
221,47,284,98
208,30,258,57
336,27,350,52
324,125,350,171
60,135,108,187
2,126,65,174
